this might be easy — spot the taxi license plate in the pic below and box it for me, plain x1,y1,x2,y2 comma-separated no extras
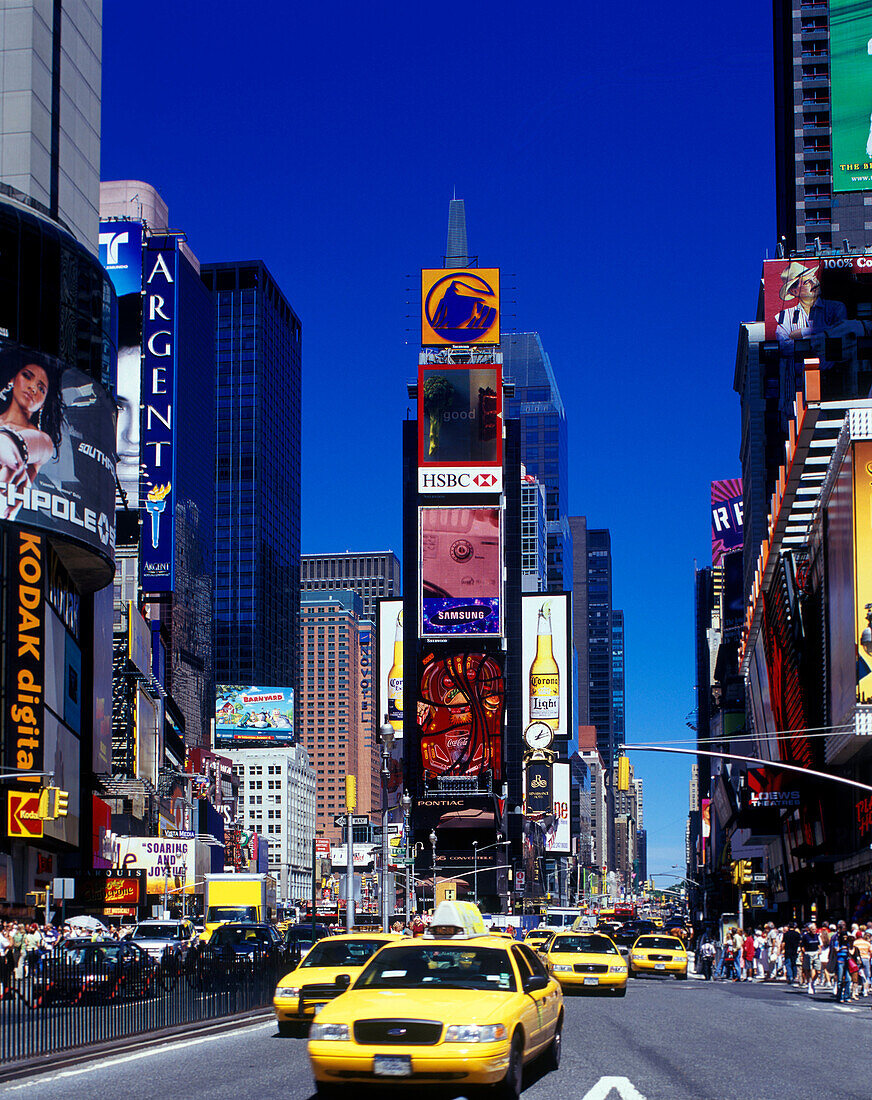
655,963,666,970
312,1003,327,1015
583,976,599,986
374,1055,412,1077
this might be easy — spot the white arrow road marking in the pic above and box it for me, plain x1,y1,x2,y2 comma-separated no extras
581,1075,649,1100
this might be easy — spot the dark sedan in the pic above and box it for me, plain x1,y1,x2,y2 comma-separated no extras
204,922,286,967
35,939,161,1004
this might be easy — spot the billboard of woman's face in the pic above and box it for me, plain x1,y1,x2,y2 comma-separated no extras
0,342,116,585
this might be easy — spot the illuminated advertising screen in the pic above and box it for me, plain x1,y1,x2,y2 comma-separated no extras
418,365,501,465
711,479,743,565
377,598,404,737
826,444,856,724
416,647,504,780
4,531,45,781
100,221,143,507
521,594,571,738
140,238,178,592
760,259,864,362
421,268,500,346
419,507,502,636
831,0,872,192
524,760,552,815
113,836,196,894
546,762,571,854
215,685,294,746
0,342,116,575
853,441,872,705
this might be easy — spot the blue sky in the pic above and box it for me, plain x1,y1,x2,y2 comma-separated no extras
101,0,775,881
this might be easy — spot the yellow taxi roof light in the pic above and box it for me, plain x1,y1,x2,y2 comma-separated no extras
425,900,487,938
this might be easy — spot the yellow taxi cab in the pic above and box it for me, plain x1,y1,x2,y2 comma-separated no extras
307,901,563,1099
274,932,397,1035
544,931,627,996
628,934,688,980
522,928,554,955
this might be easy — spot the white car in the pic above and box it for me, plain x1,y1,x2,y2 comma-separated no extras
131,919,197,964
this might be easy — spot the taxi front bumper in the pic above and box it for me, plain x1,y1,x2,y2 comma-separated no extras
309,1040,512,1085
552,969,627,989
630,957,687,975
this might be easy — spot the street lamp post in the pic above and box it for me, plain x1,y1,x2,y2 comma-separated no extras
402,790,412,925
379,721,394,933
429,829,437,912
473,841,478,907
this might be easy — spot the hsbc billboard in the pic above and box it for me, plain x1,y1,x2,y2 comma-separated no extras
418,467,503,494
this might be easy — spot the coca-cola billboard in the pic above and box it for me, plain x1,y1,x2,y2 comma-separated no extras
416,646,504,781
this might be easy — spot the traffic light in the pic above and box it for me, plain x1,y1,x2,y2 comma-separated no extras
345,775,357,812
25,890,47,908
617,756,630,791
36,787,69,819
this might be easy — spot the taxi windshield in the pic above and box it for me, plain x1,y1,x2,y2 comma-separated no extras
551,935,617,955
356,945,517,992
636,936,683,950
301,939,387,969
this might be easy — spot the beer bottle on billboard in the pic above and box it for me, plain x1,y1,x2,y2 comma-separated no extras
529,601,559,728
388,610,403,731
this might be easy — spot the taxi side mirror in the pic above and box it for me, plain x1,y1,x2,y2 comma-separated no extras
335,973,351,990
523,974,549,994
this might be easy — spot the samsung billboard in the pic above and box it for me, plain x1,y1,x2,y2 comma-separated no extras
419,506,502,637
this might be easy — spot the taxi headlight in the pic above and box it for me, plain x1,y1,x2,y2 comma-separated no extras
630,953,644,961
609,965,626,973
274,986,299,999
551,964,573,973
444,1024,508,1043
309,1023,350,1041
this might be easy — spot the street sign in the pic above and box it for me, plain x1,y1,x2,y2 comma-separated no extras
334,814,369,828
315,838,331,856
7,791,43,839
515,871,526,890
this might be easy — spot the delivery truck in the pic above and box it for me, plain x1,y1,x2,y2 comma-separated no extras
202,873,277,939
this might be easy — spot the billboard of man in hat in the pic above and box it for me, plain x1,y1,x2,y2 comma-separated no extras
774,261,847,343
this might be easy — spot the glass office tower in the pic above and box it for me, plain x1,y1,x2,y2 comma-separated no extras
202,261,302,691
501,332,571,592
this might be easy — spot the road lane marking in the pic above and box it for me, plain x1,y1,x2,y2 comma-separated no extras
4,1021,276,1090
581,1075,648,1100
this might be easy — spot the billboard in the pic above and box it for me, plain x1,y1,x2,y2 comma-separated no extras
421,268,500,346
419,507,502,636
100,220,144,507
546,762,571,854
831,0,872,192
0,342,116,574
521,594,571,738
215,686,294,746
113,836,196,895
711,479,743,565
4,531,45,781
417,364,502,494
853,441,872,705
377,599,404,736
140,238,178,592
761,258,860,352
416,647,504,780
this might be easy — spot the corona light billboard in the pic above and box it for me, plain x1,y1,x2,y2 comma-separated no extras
421,268,500,346
521,594,571,738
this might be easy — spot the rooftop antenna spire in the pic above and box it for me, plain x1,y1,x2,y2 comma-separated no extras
444,195,470,268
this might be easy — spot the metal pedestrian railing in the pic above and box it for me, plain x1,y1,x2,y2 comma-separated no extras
0,944,283,1065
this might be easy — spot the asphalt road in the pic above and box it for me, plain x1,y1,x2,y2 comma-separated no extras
5,973,871,1100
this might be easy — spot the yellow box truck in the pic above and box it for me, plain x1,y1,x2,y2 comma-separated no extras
202,873,277,940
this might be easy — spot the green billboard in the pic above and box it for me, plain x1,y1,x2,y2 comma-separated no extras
832,0,872,192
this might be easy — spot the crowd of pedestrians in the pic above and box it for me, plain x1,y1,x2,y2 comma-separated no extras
0,920,136,994
696,919,872,1005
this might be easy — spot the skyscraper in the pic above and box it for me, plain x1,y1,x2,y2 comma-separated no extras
299,591,379,842
300,551,400,622
0,0,102,252
612,609,625,751
201,260,302,691
774,0,863,252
